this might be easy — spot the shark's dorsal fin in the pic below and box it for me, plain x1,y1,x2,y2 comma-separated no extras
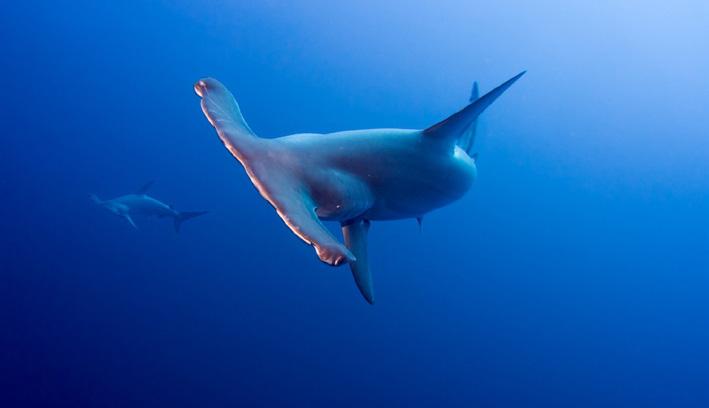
342,219,374,304
424,71,525,145
136,181,154,195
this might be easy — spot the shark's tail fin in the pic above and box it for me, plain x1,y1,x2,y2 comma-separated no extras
194,78,260,161
174,211,208,233
459,81,480,154
89,194,103,205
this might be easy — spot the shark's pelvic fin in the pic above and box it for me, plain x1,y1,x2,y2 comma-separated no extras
136,180,155,195
342,219,373,304
194,78,259,160
424,71,525,147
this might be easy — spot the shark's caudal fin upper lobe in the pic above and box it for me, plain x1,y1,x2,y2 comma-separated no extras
470,81,480,103
458,82,480,154
424,71,525,148
174,211,208,233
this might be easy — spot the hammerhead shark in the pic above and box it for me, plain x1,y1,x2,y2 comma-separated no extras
90,182,207,232
194,71,524,303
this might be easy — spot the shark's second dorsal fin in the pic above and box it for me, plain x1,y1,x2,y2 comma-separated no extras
424,71,525,145
136,181,154,195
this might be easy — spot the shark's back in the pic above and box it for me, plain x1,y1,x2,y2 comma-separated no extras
281,128,419,144
113,194,173,215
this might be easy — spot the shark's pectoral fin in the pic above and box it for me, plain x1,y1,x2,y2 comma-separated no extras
342,219,374,304
123,214,138,229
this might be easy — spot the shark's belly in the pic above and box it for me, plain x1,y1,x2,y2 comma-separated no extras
362,147,477,220
284,132,477,222
311,146,476,222
310,169,374,221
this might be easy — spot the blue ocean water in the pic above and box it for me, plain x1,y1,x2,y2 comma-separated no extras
1,1,708,406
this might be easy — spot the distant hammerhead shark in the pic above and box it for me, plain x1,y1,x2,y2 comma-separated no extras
194,71,524,303
90,181,207,232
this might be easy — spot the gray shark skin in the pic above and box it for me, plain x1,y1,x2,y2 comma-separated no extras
90,182,207,232
195,72,524,304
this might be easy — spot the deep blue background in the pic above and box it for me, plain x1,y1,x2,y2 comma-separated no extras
1,1,708,406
